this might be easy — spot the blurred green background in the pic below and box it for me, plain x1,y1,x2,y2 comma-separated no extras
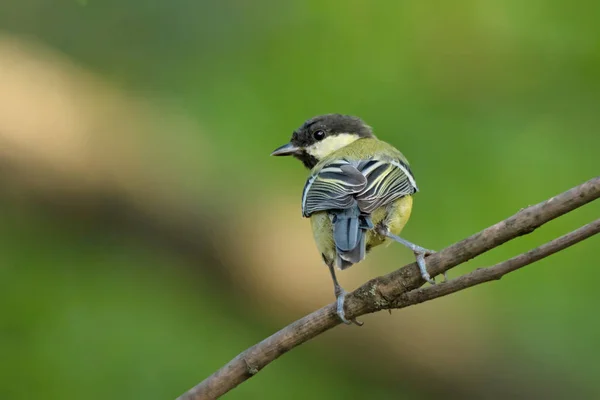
0,1,599,399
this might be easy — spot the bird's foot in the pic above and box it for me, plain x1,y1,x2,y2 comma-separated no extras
414,249,436,285
377,228,437,285
335,288,363,326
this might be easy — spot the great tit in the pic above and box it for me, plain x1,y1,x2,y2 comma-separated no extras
272,114,433,325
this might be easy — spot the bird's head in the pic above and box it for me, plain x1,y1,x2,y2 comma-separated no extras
271,114,374,169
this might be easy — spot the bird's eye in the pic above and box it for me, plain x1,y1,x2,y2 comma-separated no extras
313,130,325,141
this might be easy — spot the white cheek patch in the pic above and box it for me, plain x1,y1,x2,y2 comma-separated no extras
306,134,360,159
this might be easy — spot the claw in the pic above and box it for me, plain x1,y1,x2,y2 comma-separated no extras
336,291,351,324
415,251,436,285
328,262,363,326
378,228,437,285
335,288,363,326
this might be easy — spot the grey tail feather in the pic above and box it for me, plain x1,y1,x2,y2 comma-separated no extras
333,207,369,270
336,230,366,270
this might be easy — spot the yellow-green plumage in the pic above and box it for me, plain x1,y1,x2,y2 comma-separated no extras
307,138,415,269
311,195,413,267
312,137,410,166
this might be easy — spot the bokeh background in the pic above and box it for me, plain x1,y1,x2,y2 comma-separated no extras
1,1,599,399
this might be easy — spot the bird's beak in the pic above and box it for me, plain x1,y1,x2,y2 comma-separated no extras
271,142,301,156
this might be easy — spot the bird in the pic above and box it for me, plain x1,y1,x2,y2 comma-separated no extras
271,114,434,325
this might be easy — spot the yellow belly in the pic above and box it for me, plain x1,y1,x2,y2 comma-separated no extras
310,195,413,266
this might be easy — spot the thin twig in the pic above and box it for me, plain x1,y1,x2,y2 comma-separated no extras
395,219,600,307
177,177,600,400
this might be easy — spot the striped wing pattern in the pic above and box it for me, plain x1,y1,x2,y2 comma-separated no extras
301,161,367,217
302,158,417,217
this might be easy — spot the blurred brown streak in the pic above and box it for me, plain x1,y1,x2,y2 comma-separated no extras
0,35,227,282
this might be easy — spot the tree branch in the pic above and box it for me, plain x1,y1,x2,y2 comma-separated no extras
177,176,600,400
394,219,600,308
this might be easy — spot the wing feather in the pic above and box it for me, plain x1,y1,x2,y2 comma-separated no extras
355,159,416,213
301,158,417,217
301,160,367,217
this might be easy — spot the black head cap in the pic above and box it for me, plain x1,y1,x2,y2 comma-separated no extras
292,114,373,146
278,114,373,169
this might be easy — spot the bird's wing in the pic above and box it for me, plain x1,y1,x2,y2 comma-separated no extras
301,160,367,217
301,157,418,217
355,158,418,214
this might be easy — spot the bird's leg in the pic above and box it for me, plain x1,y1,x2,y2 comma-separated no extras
327,263,363,326
414,251,435,285
377,228,436,285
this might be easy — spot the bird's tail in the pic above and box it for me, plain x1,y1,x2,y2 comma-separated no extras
333,207,372,270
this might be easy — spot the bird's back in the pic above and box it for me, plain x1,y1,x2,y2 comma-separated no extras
306,138,416,269
312,138,409,171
